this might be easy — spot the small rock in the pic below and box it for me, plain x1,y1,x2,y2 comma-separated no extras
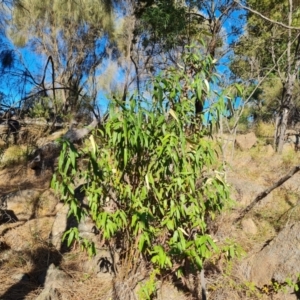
11,273,30,282
3,217,54,251
285,129,297,135
51,204,69,250
37,189,59,217
241,221,300,287
4,189,42,221
228,177,273,206
36,287,60,300
36,264,70,300
241,218,257,235
235,132,257,151
263,144,274,156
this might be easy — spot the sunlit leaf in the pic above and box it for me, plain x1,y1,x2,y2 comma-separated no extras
89,134,97,157
169,109,179,123
204,79,210,93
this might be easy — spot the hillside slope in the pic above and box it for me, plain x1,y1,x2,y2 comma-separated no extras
0,131,300,299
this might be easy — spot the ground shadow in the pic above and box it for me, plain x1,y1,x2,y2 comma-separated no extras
292,280,300,299
0,183,90,299
0,210,18,225
0,246,62,300
0,191,66,299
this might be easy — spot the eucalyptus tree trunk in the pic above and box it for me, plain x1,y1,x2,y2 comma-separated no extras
275,74,296,153
275,0,300,153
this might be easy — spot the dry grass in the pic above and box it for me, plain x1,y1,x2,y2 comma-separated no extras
1,130,300,300
210,144,300,299
19,123,49,145
0,163,53,193
254,121,275,138
0,232,114,300
0,145,30,167
0,253,113,300
0,244,61,299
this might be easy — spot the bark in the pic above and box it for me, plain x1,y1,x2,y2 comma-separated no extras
276,78,295,153
275,64,300,153
276,0,293,153
63,118,99,143
122,15,137,102
275,0,300,153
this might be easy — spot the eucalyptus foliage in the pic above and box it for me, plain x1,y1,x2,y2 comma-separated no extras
52,51,231,286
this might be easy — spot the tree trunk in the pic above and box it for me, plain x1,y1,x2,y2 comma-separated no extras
276,74,296,153
276,108,289,154
275,0,293,154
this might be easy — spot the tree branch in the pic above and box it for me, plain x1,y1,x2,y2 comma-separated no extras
231,32,300,131
234,0,300,30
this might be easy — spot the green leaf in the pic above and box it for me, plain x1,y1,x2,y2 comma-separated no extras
63,158,71,175
68,229,75,246
204,79,210,93
68,185,74,195
123,119,128,144
158,86,163,102
89,134,97,157
58,149,65,171
138,234,146,252
196,80,202,100
51,174,57,189
227,97,234,117
124,147,128,167
169,109,179,123
235,83,243,96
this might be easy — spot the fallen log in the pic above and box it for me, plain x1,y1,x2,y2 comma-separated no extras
29,117,99,170
235,164,300,223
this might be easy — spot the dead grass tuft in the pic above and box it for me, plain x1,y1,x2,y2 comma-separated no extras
0,242,114,300
3,217,55,251
254,121,275,138
0,145,30,167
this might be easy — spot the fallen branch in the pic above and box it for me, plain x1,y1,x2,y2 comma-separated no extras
235,164,300,222
29,117,100,170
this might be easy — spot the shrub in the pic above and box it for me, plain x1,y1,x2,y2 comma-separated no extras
255,121,275,138
52,49,232,297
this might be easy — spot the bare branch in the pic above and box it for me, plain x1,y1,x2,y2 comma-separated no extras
234,0,300,30
231,32,300,131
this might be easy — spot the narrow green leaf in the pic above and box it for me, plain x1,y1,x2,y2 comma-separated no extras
204,79,210,93
124,147,128,167
169,109,179,123
235,83,243,96
89,134,97,157
196,80,202,100
68,230,74,246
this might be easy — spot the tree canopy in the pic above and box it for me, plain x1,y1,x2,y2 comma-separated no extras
231,0,300,151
